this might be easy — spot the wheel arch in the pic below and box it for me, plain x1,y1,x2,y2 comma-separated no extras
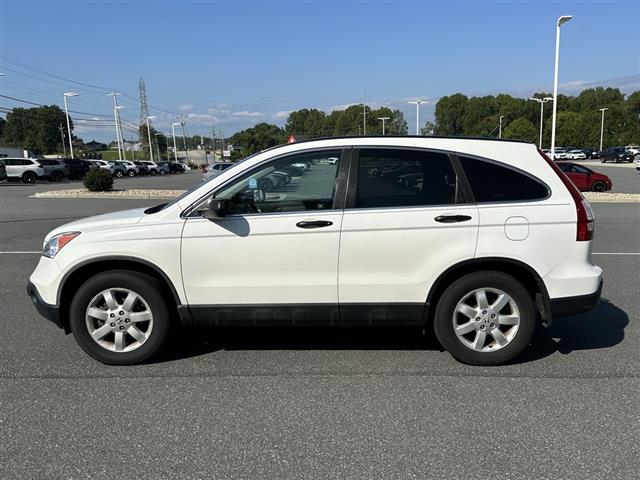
425,257,552,327
57,256,189,333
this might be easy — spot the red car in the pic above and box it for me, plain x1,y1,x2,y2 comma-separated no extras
556,162,612,192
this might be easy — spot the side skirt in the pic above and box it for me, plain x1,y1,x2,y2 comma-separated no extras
188,303,427,327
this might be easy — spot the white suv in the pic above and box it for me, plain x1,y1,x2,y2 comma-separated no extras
28,137,602,365
3,157,45,183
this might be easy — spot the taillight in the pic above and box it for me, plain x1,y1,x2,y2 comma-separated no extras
538,149,594,241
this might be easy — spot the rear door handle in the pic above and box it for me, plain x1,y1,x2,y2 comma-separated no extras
434,215,472,223
296,220,333,229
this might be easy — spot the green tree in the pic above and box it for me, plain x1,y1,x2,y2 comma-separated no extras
1,105,71,155
434,93,469,135
421,121,437,136
229,123,285,155
285,108,326,137
502,117,538,143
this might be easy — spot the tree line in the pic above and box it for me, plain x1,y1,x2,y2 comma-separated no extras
2,87,637,158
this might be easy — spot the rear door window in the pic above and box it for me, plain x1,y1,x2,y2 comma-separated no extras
458,156,548,203
355,148,462,208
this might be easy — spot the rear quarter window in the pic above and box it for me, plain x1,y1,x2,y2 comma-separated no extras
459,156,549,202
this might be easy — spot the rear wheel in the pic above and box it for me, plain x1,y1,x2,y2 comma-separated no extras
150,169,157,176
115,170,124,178
592,181,606,192
128,169,136,177
159,169,167,175
69,270,171,365
50,171,64,182
22,171,37,184
434,271,535,366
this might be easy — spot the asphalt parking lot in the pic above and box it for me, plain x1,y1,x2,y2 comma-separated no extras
1,173,639,479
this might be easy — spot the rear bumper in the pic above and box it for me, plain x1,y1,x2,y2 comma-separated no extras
550,279,603,317
27,281,63,329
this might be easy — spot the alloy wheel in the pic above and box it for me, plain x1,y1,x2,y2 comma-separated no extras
85,288,154,353
452,287,520,352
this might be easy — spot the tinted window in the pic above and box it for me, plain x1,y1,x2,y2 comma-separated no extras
214,150,342,214
356,149,460,208
459,156,548,202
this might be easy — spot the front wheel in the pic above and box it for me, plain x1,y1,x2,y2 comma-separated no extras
592,181,606,192
159,169,167,175
433,271,535,366
50,171,64,182
69,270,171,365
22,171,37,184
115,170,123,178
128,170,136,177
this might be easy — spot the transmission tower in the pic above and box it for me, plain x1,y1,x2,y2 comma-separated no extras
138,78,149,144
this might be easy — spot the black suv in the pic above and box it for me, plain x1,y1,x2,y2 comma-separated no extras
61,158,92,179
581,148,599,159
600,147,634,163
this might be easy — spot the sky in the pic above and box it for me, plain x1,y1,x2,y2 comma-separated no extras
0,0,639,143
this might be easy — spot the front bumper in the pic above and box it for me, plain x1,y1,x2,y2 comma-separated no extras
27,281,62,329
550,279,603,317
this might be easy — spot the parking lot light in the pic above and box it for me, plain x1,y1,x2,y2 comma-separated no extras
599,108,608,151
63,92,78,158
528,97,553,148
408,100,426,135
171,122,181,162
146,116,157,162
550,15,573,160
114,105,128,161
377,117,390,135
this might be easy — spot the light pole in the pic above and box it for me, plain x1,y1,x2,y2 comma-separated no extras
599,108,608,151
550,15,573,160
171,122,180,162
154,132,163,161
108,91,123,161
408,100,426,135
377,117,390,135
63,92,78,158
114,105,128,160
528,97,553,148
59,124,67,157
498,115,504,139
146,115,156,162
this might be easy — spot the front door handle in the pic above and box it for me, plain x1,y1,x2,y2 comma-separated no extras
296,220,333,229
434,215,472,223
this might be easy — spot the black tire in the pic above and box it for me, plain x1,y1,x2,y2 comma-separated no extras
22,171,37,184
433,271,536,366
600,159,606,163
258,178,273,192
128,169,136,177
160,169,167,175
50,171,64,182
150,169,157,176
69,270,172,365
591,181,606,192
115,170,124,178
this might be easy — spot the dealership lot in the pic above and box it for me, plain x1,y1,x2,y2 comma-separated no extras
1,173,639,479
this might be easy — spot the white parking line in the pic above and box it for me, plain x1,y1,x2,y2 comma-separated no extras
0,251,41,254
592,252,640,255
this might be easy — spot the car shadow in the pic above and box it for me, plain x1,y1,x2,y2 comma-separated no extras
153,298,628,365
510,297,628,364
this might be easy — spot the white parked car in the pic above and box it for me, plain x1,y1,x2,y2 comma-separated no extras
201,162,235,181
90,160,117,175
2,157,45,183
566,149,587,160
28,137,602,366
625,145,639,155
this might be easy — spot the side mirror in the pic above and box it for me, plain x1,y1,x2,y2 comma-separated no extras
199,198,228,220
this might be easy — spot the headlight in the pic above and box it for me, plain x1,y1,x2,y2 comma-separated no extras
43,232,80,258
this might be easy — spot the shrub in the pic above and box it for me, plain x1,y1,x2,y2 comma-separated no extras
83,169,113,192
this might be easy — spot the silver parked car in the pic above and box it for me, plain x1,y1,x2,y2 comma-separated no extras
39,159,69,182
90,160,117,175
2,157,45,183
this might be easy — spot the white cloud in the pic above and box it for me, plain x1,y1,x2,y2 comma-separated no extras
231,110,263,117
179,104,194,112
274,110,291,119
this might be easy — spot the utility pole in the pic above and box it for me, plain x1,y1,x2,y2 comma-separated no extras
59,124,67,158
180,114,190,163
211,127,216,161
498,115,504,139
